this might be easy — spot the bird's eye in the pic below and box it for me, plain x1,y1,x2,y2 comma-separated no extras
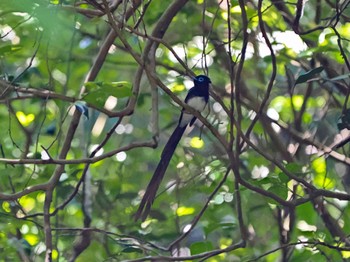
198,77,204,82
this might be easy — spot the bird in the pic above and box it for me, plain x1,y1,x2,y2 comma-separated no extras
134,75,211,221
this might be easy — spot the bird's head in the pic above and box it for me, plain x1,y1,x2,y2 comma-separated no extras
194,75,211,85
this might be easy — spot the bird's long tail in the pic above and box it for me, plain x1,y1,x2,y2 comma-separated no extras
134,125,186,221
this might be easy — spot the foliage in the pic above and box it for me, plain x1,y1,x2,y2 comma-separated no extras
0,0,350,261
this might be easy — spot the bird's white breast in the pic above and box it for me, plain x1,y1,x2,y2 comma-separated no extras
186,96,206,112
179,97,207,127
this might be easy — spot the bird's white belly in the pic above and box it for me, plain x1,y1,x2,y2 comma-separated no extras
179,97,206,127
187,96,206,111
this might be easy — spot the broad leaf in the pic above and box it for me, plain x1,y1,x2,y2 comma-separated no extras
329,73,350,82
0,45,22,56
82,81,132,109
295,67,324,85
190,241,214,255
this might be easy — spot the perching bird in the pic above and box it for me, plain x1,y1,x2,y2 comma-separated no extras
134,75,211,221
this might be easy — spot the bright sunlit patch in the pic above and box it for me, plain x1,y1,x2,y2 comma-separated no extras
52,69,67,85
2,201,11,213
168,45,186,63
92,115,107,137
25,57,40,67
191,36,206,49
220,238,233,249
0,25,20,44
116,151,127,162
296,236,309,249
183,79,194,90
267,108,279,121
59,172,68,182
115,124,126,135
41,150,50,160
214,194,224,204
36,192,45,203
170,84,185,93
251,165,269,179
191,53,214,68
190,137,204,149
287,143,298,154
176,161,184,168
316,96,326,107
141,219,153,228
221,10,228,20
124,124,134,134
79,37,92,49
305,145,318,155
231,5,242,13
292,95,304,111
165,180,176,194
89,144,104,157
21,224,29,234
312,157,326,175
275,31,306,52
319,28,332,46
342,251,350,259
248,110,257,120
16,111,35,127
271,122,281,133
270,96,287,112
258,31,307,57
67,204,79,215
31,226,38,234
34,242,46,255
176,206,195,216
52,249,58,260
155,47,164,57
333,190,349,208
104,96,118,110
19,196,36,212
183,224,192,233
224,193,234,202
24,234,39,245
314,174,335,190
297,220,317,232
313,157,334,189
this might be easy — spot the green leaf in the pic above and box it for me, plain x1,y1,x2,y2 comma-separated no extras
268,185,288,200
121,247,143,254
295,66,324,85
314,173,335,190
277,172,291,184
190,241,213,255
82,81,132,109
329,73,350,82
176,206,195,216
0,45,22,56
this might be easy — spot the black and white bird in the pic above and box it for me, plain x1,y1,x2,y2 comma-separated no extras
134,75,211,221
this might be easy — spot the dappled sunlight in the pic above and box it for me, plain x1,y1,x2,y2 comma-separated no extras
1,0,350,260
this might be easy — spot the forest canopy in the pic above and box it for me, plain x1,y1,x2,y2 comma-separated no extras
0,0,350,261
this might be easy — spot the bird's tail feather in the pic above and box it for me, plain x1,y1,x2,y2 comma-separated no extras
134,125,186,221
